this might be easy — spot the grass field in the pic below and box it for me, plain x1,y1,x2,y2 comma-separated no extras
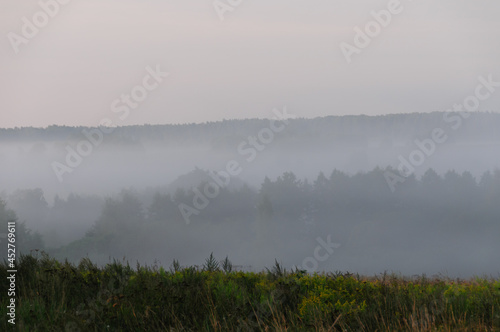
1,253,499,331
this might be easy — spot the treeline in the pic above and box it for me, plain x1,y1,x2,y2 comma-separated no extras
49,168,500,264
1,190,102,248
158,167,500,227
0,200,43,259
2,167,499,269
1,112,500,147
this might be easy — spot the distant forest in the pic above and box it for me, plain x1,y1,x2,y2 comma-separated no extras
1,112,499,275
1,112,500,146
2,167,499,274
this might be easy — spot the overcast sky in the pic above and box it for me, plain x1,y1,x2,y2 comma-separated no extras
1,0,499,128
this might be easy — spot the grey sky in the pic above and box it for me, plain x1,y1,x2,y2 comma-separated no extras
1,0,499,128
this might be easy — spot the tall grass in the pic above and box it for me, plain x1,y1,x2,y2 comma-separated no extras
1,253,499,331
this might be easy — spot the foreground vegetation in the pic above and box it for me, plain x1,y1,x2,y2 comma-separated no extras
1,253,499,331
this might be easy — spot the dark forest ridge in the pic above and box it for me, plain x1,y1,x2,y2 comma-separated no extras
1,111,499,143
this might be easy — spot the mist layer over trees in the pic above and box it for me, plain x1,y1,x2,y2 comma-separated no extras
2,112,500,200
1,112,499,277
